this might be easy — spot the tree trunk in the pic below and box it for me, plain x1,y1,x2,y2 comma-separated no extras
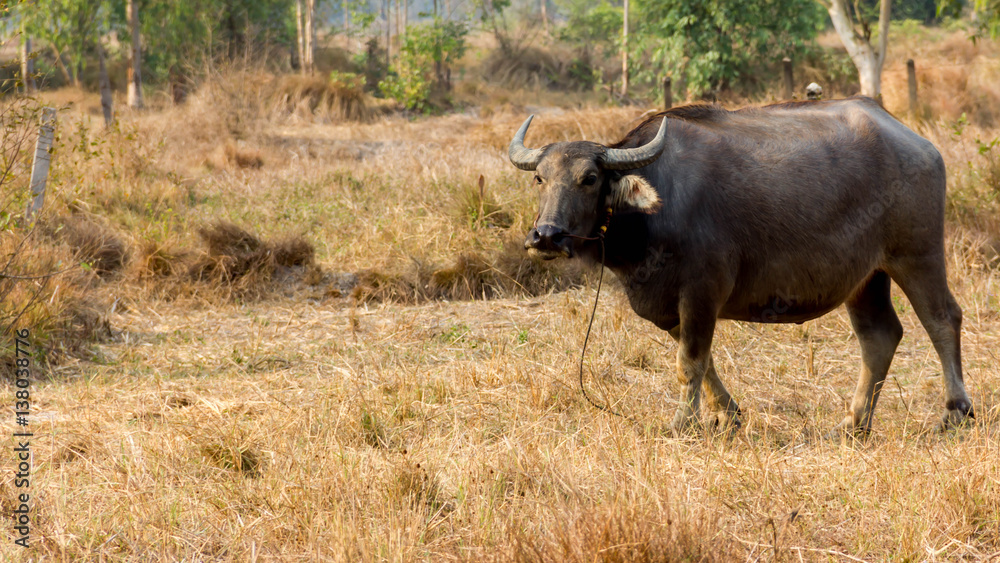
621,0,629,97
295,0,305,73
402,0,407,36
97,37,114,127
826,0,891,98
20,32,35,92
540,0,549,37
50,44,74,85
384,0,391,64
304,0,315,74
343,0,350,49
126,0,144,109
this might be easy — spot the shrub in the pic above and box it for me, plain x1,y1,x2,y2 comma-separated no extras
380,19,468,112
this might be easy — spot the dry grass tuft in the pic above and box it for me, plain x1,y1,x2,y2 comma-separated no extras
189,222,317,300
480,46,598,92
48,215,130,277
221,140,264,169
270,74,375,122
353,239,589,304
503,503,734,563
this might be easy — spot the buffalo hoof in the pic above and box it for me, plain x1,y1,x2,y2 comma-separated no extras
939,401,975,432
668,411,701,438
706,411,742,437
825,417,872,442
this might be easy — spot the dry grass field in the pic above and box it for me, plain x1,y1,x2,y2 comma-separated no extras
3,28,1000,562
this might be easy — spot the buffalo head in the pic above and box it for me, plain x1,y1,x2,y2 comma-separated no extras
509,115,667,259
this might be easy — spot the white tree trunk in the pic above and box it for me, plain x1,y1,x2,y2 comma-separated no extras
126,0,144,109
304,0,315,74
541,0,549,36
826,0,892,98
296,0,305,74
621,0,629,97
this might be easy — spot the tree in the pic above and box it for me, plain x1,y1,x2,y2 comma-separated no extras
20,26,35,92
621,0,629,97
632,0,824,98
380,18,468,111
294,0,314,74
938,0,1000,38
555,0,622,62
22,0,100,87
127,0,144,108
819,0,891,98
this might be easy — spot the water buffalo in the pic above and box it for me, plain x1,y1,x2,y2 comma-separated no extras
508,96,974,435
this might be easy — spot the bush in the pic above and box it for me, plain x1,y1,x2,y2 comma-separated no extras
380,19,468,112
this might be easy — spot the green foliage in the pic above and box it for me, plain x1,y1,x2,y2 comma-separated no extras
380,19,468,112
555,0,622,59
939,0,1000,38
328,70,366,91
19,0,295,89
631,0,825,97
20,0,101,85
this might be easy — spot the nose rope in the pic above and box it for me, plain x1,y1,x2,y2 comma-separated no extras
575,208,635,422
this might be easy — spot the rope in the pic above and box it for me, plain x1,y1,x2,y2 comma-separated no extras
569,207,635,422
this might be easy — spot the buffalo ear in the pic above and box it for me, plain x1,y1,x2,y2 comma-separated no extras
607,174,662,214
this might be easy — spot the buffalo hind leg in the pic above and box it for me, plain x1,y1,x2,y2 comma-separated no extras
889,259,974,430
834,271,903,436
668,326,741,432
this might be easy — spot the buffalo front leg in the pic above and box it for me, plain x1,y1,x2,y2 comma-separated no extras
669,308,718,434
668,326,742,432
835,271,904,436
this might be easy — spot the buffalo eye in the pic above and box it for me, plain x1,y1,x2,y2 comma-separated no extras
533,175,543,185
581,174,598,186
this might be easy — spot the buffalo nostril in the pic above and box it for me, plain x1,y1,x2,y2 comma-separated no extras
534,225,569,250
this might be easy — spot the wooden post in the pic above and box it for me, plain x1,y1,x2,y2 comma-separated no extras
98,39,114,127
907,59,918,116
782,57,793,100
663,75,672,110
26,108,57,223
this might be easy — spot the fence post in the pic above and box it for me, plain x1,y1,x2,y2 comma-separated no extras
663,75,672,110
25,108,56,223
782,57,794,100
907,59,918,116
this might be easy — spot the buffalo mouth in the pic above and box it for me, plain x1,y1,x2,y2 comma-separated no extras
526,246,572,260
524,225,575,259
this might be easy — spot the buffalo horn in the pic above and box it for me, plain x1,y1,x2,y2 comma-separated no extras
508,115,544,171
602,117,669,170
